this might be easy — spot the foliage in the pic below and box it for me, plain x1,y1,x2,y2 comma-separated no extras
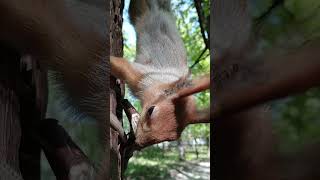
251,0,320,49
249,0,320,152
124,146,209,179
272,88,320,152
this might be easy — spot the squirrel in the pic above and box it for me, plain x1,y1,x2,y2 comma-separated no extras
0,0,108,122
111,0,210,148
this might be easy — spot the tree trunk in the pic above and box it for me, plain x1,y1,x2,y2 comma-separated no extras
0,47,47,180
212,107,276,180
0,46,23,180
19,55,47,180
177,139,185,161
110,0,124,179
207,136,210,156
193,138,199,160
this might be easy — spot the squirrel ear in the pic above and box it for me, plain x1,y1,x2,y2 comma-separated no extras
171,74,210,102
110,56,143,91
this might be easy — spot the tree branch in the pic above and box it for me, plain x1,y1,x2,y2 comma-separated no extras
121,99,140,171
212,39,320,119
39,118,96,180
194,0,209,48
110,113,127,143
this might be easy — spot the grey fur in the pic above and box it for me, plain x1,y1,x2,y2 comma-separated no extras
66,0,106,36
45,0,108,122
130,0,189,92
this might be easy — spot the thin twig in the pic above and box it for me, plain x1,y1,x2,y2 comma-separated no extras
110,113,127,143
120,99,141,171
190,46,209,69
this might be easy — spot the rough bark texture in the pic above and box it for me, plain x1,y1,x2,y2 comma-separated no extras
0,43,95,180
0,46,23,179
110,0,125,179
0,45,47,180
19,55,48,180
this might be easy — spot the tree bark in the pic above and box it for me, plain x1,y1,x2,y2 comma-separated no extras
19,55,47,180
0,46,23,180
110,0,124,179
193,138,199,160
0,45,48,180
177,139,185,161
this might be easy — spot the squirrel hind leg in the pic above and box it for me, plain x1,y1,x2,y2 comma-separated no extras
128,0,172,25
128,0,149,25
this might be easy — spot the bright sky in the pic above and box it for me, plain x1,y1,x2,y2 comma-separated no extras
123,0,136,47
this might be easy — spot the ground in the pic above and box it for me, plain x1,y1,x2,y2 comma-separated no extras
124,146,210,179
169,160,210,180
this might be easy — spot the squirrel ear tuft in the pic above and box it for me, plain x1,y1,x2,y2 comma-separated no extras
171,74,210,102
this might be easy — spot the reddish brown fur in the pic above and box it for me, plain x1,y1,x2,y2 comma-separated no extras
110,56,143,92
110,63,210,148
111,0,210,149
134,82,200,147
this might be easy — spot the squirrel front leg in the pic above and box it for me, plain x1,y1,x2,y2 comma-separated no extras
110,56,143,93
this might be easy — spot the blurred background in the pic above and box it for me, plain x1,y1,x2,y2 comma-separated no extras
247,0,320,153
213,2,320,179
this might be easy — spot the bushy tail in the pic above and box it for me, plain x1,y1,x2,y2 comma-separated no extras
128,0,188,78
129,0,172,26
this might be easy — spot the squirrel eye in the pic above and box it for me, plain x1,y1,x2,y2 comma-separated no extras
147,106,155,117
